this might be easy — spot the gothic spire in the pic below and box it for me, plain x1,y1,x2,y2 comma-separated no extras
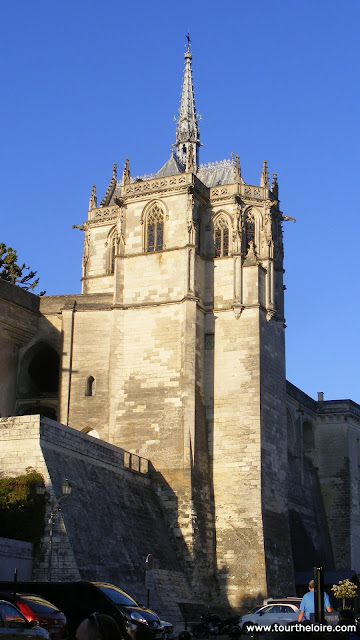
175,36,200,170
260,160,269,190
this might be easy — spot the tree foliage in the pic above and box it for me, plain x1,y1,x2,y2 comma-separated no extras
0,242,44,293
0,468,46,547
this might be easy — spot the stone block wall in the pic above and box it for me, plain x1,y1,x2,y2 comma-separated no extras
259,312,294,596
0,280,40,418
0,416,195,628
0,537,33,580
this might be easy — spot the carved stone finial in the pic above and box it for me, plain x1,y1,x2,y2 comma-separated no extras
243,240,258,266
234,155,241,183
122,157,131,185
113,163,117,178
260,160,269,189
89,184,97,210
266,309,276,322
271,172,278,199
185,145,195,173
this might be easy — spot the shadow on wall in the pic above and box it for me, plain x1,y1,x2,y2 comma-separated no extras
38,448,267,621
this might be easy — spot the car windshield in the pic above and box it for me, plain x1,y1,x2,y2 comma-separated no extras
20,596,60,614
97,586,138,606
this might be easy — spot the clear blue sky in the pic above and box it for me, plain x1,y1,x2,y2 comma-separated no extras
1,0,359,403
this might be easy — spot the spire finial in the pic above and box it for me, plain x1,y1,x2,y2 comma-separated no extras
122,157,130,185
175,39,200,171
234,155,242,183
271,172,278,198
89,184,97,210
260,160,269,189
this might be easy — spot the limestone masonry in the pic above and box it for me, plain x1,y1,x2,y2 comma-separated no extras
1,41,360,618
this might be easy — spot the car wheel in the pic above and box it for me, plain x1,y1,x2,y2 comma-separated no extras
241,623,253,635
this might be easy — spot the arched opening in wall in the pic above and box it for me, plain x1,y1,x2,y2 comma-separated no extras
28,346,60,393
303,420,315,460
18,405,57,420
85,376,95,397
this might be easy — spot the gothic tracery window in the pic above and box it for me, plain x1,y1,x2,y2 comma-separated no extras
146,204,164,252
107,229,117,274
214,216,230,257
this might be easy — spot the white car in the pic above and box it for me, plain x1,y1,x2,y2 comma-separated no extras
239,603,299,633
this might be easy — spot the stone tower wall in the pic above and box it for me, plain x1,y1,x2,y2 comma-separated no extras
259,312,294,595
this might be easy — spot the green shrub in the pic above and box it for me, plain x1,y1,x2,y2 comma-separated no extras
0,468,46,547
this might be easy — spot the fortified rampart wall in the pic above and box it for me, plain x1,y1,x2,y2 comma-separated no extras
0,416,195,627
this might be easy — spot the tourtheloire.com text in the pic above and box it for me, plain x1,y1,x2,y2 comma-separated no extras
244,623,357,633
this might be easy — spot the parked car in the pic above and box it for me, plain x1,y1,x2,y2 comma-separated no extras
0,582,164,640
0,593,67,640
159,621,173,640
0,599,50,640
263,597,302,608
238,603,299,633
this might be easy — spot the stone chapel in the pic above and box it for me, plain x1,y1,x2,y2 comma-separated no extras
1,42,360,612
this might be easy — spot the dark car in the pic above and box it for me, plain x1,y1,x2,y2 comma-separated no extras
0,593,67,640
0,582,163,640
0,599,50,640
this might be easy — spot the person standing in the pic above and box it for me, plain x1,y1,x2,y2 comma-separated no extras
297,579,332,622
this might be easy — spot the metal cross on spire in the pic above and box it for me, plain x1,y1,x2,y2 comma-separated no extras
186,32,191,49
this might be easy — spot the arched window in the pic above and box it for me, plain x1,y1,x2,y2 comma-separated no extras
110,236,116,274
85,376,95,397
245,210,255,251
214,216,230,257
106,229,117,274
146,204,164,252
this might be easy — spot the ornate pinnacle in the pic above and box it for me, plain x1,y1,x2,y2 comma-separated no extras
271,172,278,199
234,155,242,183
89,184,97,210
260,160,269,189
122,157,130,185
100,162,118,207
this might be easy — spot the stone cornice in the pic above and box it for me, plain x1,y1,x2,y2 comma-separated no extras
0,317,38,346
